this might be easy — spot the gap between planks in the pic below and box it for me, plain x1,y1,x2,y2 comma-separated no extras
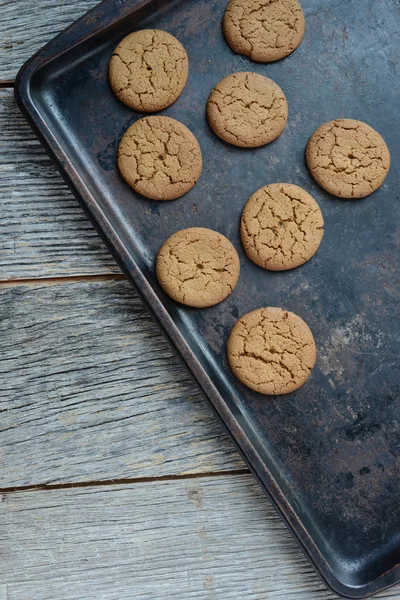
0,469,250,494
0,81,14,88
0,273,127,288
0,100,246,495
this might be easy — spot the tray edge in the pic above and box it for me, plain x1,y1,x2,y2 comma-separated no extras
13,0,400,597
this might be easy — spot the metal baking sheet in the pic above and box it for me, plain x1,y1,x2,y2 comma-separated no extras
15,0,400,596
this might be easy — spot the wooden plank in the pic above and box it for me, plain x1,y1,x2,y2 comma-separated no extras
0,278,244,487
2,474,399,600
0,88,120,280
0,0,98,81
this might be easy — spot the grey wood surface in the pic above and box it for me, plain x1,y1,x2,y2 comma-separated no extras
0,278,244,487
0,476,347,600
1,1,400,598
0,88,120,280
0,0,98,81
2,475,399,600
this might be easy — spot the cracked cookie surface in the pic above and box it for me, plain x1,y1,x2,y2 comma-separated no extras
156,228,240,307
227,307,316,395
241,183,324,271
109,29,188,112
223,0,305,63
207,72,288,147
118,116,202,200
306,119,390,199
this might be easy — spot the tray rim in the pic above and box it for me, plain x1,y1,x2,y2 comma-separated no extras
13,0,400,597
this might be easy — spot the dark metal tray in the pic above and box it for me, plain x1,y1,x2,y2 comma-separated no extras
15,0,400,596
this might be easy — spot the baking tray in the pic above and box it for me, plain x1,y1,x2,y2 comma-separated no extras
15,0,400,597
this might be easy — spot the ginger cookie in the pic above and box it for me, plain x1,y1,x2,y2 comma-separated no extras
306,119,390,199
207,72,288,147
156,228,240,308
227,307,316,395
109,29,188,112
223,0,305,63
241,183,324,271
118,116,202,200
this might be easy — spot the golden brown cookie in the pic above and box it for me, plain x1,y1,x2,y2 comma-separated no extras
207,72,288,147
227,307,316,395
241,183,324,271
109,29,188,112
118,116,202,200
223,0,305,63
306,119,390,199
156,228,240,307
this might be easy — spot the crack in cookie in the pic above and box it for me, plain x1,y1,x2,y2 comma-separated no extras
156,228,240,307
241,183,324,270
227,307,316,394
109,29,188,112
118,116,202,200
306,119,390,198
223,0,305,63
207,72,288,147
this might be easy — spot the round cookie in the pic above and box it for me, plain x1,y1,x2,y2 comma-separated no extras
109,29,188,112
306,119,390,199
156,228,240,308
223,0,305,63
241,183,324,271
118,116,202,200
207,72,288,147
227,307,316,395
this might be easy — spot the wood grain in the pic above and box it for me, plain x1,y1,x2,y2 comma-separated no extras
0,278,244,487
3,474,400,600
0,88,120,280
3,3,398,599
0,475,340,600
0,0,98,81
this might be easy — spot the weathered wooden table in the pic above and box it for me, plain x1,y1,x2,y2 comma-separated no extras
0,2,398,599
